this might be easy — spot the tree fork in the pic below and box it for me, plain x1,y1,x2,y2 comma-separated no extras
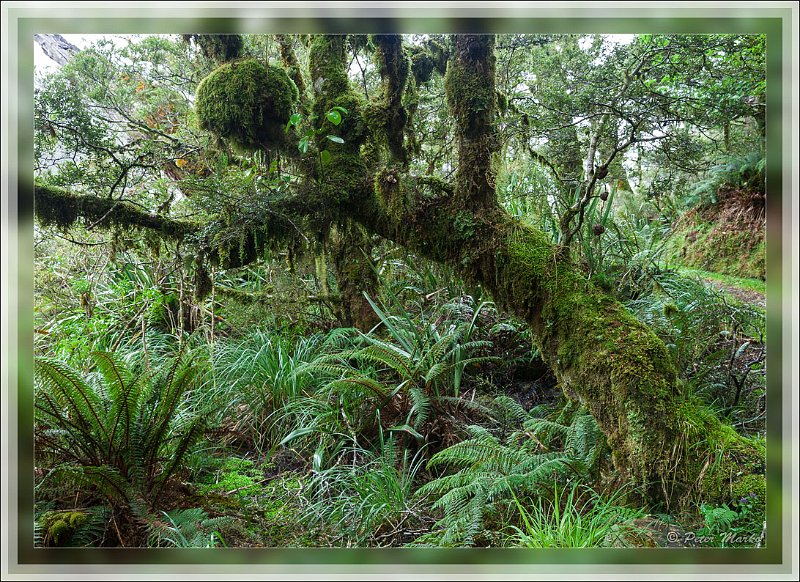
310,33,764,508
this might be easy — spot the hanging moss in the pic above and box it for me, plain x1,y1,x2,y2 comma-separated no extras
496,89,509,114
195,59,299,151
409,46,435,85
408,38,449,85
193,254,212,300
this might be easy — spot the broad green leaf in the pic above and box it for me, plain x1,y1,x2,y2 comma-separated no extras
286,113,302,131
326,135,344,144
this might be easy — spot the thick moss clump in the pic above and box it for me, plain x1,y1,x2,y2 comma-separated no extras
195,59,298,151
408,39,448,85
308,36,368,153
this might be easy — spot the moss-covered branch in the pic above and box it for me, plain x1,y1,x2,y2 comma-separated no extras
34,183,196,240
182,34,242,63
275,34,308,114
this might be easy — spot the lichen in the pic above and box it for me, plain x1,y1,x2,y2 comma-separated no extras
195,59,299,151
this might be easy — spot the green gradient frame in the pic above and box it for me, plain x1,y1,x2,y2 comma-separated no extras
4,3,796,579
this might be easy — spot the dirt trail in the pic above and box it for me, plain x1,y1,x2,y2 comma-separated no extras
704,279,765,309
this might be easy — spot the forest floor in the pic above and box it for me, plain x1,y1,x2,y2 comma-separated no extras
682,268,766,309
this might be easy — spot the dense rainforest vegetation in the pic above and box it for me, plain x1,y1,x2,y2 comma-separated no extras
32,32,767,548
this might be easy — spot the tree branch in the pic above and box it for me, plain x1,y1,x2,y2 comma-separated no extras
34,182,196,240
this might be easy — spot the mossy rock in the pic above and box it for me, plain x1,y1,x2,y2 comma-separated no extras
196,59,298,151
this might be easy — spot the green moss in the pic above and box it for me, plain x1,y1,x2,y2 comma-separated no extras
329,221,379,329
492,220,688,497
409,46,435,84
309,36,350,102
275,34,307,103
496,90,509,113
443,35,498,208
666,212,765,280
676,401,765,509
305,35,373,212
40,510,87,546
453,210,477,239
193,256,212,300
374,35,411,163
195,59,299,151
408,38,448,85
663,302,679,317
444,37,496,139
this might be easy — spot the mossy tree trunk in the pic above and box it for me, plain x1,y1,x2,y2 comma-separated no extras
329,221,380,330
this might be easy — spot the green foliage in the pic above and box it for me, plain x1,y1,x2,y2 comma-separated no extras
211,328,356,452
184,34,243,63
301,436,426,546
692,494,764,547
196,456,263,498
414,403,607,546
34,350,205,510
146,507,232,547
506,482,646,547
686,152,765,209
625,271,764,410
36,506,111,547
196,59,299,150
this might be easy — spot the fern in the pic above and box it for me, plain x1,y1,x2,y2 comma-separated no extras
36,506,110,547
34,351,205,515
413,400,608,545
146,507,233,548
